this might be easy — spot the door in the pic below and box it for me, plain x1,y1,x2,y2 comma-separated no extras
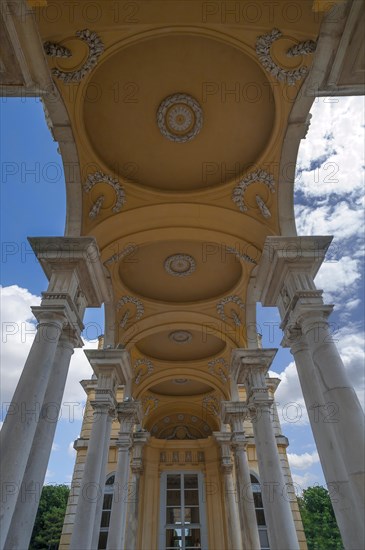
159,471,208,550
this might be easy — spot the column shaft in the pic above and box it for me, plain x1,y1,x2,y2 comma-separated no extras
106,441,131,550
0,316,64,548
223,470,243,550
291,338,364,549
302,318,365,509
4,335,75,550
252,405,299,550
234,447,261,550
70,406,111,550
124,471,140,550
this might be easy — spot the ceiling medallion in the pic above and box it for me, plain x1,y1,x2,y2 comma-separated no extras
169,330,193,345
157,93,203,143
164,254,196,277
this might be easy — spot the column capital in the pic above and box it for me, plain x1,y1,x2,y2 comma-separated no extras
116,400,143,431
85,348,132,387
131,431,150,473
213,432,234,473
28,236,111,307
231,348,277,384
254,235,332,322
221,401,249,426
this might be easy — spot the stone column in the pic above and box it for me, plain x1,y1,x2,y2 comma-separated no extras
107,401,142,550
124,431,150,550
214,432,243,550
222,402,261,550
70,349,132,550
232,349,300,550
255,235,365,536
4,331,80,550
284,328,364,549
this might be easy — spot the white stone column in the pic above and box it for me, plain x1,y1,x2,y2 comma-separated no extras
255,235,365,538
70,349,131,550
107,401,142,550
214,432,243,550
124,431,150,550
231,349,300,550
0,309,66,548
222,402,261,550
4,332,79,550
285,328,364,548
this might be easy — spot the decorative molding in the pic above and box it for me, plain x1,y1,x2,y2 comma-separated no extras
164,254,196,277
104,243,137,267
232,169,275,214
43,42,72,58
157,93,203,143
84,171,126,219
142,395,159,416
216,295,245,325
47,29,104,83
116,296,144,328
208,358,229,383
134,358,154,385
202,395,220,417
169,330,193,344
255,28,312,86
286,40,317,57
225,246,257,265
255,195,271,218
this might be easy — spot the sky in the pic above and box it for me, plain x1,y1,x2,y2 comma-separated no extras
0,94,364,492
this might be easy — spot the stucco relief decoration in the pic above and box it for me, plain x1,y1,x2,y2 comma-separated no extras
164,254,196,277
208,358,229,383
225,246,257,265
216,295,245,326
157,94,203,142
255,28,316,86
116,296,144,329
84,171,126,219
232,169,275,217
142,396,159,416
134,358,154,385
202,395,220,417
104,243,137,267
169,330,193,344
44,29,104,83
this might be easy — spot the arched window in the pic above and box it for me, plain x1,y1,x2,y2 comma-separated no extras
98,473,115,550
250,474,270,550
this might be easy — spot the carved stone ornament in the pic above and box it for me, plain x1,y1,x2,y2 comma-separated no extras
208,358,229,383
225,246,257,265
255,28,315,86
104,243,137,267
116,296,144,329
202,395,220,417
216,295,245,325
232,169,275,214
255,195,271,218
45,29,104,83
134,358,154,385
157,93,203,142
164,254,196,277
84,171,126,219
169,330,193,344
142,395,159,416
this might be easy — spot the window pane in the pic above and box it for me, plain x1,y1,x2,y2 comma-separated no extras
256,509,266,526
166,528,183,547
259,529,270,548
189,507,200,524
184,475,198,489
167,490,181,506
254,492,263,508
167,475,181,489
103,494,113,510
105,475,115,486
166,507,182,524
98,531,108,550
184,528,200,548
100,511,110,528
185,490,199,505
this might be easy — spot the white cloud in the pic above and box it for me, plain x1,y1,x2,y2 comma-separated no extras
314,255,361,303
272,362,308,425
52,443,60,452
68,440,76,458
292,471,321,493
288,451,320,470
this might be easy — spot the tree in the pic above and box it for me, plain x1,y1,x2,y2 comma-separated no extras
29,484,69,550
298,485,343,550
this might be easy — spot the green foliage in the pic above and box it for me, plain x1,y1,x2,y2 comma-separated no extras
29,484,69,550
298,485,344,550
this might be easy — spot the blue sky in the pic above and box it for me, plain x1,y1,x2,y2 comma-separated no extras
0,95,364,490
